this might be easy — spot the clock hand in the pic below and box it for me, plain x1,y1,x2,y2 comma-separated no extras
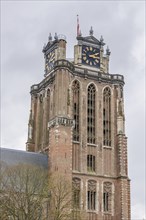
89,54,99,59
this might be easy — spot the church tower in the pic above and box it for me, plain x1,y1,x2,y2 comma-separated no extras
26,28,131,220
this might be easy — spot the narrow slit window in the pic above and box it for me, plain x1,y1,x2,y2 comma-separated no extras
103,192,109,211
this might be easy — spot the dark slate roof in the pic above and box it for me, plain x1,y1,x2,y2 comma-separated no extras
77,35,102,46
0,148,48,169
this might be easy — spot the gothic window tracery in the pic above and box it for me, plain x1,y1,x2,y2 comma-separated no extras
72,178,81,209
87,180,96,211
103,87,111,146
103,182,112,212
72,80,80,142
87,84,96,144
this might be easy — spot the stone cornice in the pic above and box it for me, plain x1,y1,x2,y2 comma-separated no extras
30,59,125,94
30,72,55,95
72,171,129,180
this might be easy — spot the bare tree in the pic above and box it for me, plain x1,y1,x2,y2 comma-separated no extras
0,164,85,220
48,175,72,220
0,163,49,220
49,174,85,220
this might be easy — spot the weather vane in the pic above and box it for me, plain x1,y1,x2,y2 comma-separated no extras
77,15,81,37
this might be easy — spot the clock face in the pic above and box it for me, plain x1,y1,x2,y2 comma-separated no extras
82,46,100,68
46,51,55,71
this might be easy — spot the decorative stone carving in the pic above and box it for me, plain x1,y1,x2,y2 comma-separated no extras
103,182,112,194
28,110,33,141
48,116,75,128
88,180,96,191
73,178,81,190
28,125,33,140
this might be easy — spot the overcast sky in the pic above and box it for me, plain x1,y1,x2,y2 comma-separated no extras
1,1,145,219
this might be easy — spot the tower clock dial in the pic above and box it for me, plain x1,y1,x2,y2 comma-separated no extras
46,51,55,71
82,45,100,68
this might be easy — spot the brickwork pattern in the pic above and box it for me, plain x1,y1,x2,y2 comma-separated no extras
26,35,131,219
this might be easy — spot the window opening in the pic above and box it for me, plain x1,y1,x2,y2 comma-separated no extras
88,181,96,211
87,84,96,144
46,89,50,144
87,155,95,172
103,182,112,212
72,81,80,141
72,178,81,209
103,87,111,146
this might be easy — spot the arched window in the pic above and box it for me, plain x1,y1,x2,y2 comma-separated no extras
72,80,80,141
103,182,112,212
103,87,111,146
46,89,50,145
87,84,96,144
38,94,43,148
87,180,96,210
39,94,43,103
72,178,81,209
47,89,50,120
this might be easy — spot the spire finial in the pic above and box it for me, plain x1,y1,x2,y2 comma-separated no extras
106,46,111,56
48,33,52,42
43,43,46,50
100,35,104,43
89,26,93,36
54,32,58,40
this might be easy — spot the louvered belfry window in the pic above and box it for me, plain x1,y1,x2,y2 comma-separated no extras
87,84,96,144
72,80,80,141
103,87,111,146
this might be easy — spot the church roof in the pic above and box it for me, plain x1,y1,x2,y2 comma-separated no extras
0,148,48,169
77,35,105,47
77,35,100,44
